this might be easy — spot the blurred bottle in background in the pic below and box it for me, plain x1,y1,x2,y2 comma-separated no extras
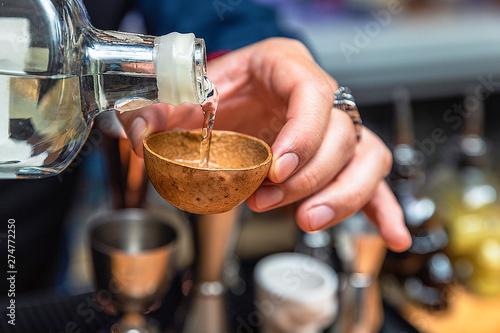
381,87,453,311
426,93,500,296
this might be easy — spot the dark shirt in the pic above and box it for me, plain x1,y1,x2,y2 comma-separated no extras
84,0,290,52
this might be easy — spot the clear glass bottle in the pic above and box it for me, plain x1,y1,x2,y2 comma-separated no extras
0,0,212,179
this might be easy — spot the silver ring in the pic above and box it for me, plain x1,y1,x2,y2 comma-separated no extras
334,86,363,141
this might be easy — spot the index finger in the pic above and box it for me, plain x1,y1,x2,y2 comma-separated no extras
250,39,339,183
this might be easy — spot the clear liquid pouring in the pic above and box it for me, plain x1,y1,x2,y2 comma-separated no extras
199,80,219,168
0,0,210,179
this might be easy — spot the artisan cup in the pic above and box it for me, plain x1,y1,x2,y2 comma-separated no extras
143,130,272,214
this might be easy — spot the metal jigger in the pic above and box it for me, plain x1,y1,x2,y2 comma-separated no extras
183,207,241,333
89,209,178,333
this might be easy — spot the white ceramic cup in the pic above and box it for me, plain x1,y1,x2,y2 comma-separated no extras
253,252,339,333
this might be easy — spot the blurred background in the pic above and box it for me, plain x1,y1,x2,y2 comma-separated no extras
266,1,500,332
12,1,500,332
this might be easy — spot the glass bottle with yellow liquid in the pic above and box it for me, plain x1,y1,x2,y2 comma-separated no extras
426,94,500,296
0,0,214,179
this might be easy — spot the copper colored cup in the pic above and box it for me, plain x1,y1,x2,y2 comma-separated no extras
143,130,272,215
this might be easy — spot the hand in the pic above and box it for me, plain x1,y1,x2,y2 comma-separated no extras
117,38,411,252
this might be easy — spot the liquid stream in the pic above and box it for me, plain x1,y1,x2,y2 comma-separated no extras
198,79,219,168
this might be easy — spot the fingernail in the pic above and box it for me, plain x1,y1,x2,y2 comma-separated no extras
308,205,335,230
255,186,284,210
130,117,148,144
273,153,299,183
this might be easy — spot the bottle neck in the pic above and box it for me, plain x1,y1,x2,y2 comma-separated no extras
83,29,209,118
85,28,157,76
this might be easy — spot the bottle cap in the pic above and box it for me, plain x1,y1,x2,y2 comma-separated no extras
153,32,206,106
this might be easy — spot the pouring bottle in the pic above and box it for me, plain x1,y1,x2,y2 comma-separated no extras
0,0,212,178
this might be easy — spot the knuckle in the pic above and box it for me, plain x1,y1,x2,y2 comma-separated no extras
379,145,393,176
329,76,339,91
299,168,322,197
334,110,358,152
280,37,310,54
293,122,324,161
366,131,393,177
309,127,326,153
266,37,315,63
345,126,358,152
345,185,367,210
317,82,335,103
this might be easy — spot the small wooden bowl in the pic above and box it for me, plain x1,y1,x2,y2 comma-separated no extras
143,130,272,214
